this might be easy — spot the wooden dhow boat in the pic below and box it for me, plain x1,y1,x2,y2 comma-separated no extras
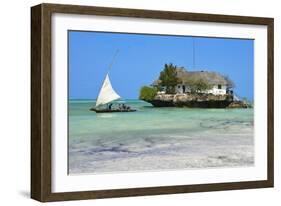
90,51,136,113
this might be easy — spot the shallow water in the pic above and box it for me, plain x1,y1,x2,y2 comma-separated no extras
68,100,254,174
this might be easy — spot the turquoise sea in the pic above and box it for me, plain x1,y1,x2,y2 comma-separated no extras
68,100,254,174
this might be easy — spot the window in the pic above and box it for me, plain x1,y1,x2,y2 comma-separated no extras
218,84,222,89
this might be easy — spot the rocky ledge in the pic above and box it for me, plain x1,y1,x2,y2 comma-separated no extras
143,93,250,108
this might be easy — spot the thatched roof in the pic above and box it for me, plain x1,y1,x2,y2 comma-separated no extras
152,68,231,86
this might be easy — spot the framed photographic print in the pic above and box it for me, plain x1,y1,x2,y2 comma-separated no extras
31,3,274,202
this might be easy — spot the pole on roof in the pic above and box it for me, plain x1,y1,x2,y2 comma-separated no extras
193,37,196,70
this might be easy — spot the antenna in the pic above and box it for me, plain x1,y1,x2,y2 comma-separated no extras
193,37,196,69
107,49,119,74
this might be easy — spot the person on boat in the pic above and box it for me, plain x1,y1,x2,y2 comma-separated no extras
122,104,130,110
108,103,113,110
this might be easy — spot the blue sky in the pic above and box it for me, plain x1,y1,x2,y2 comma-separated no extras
68,31,254,100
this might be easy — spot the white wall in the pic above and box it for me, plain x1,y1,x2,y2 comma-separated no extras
0,0,280,205
208,85,227,95
176,84,227,95
176,84,187,93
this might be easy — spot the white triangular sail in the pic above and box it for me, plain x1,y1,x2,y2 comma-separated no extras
95,74,121,107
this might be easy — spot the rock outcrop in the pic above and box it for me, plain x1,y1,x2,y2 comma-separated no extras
227,101,250,108
143,93,250,108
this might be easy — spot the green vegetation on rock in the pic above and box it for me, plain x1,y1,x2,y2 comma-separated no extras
159,63,180,94
139,86,158,101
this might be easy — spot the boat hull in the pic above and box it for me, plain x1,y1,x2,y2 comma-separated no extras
90,108,137,113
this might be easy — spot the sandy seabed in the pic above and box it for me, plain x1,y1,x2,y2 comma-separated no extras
69,128,254,174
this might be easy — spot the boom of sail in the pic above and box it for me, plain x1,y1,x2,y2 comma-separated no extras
95,74,121,107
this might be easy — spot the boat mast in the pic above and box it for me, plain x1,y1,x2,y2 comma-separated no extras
107,49,119,74
103,49,119,107
94,50,120,108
